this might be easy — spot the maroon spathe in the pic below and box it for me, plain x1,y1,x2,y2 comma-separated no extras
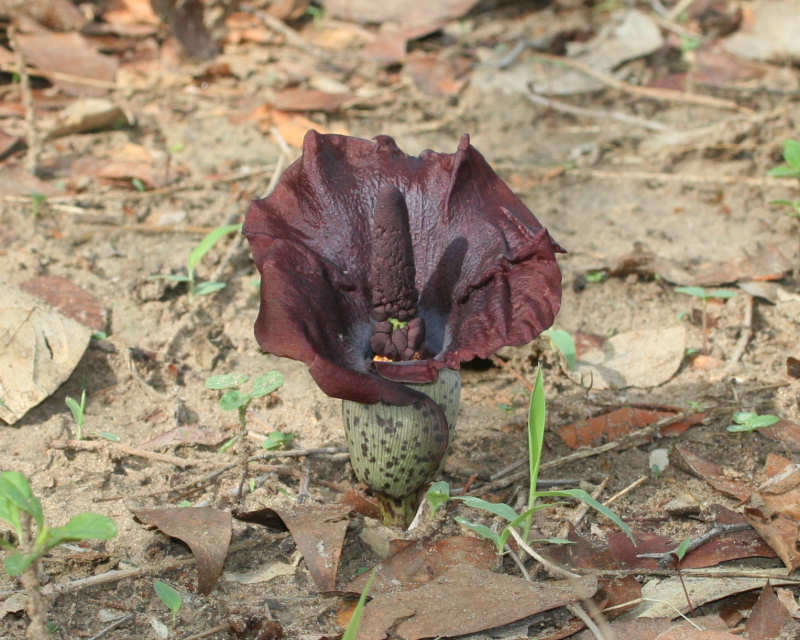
244,130,562,413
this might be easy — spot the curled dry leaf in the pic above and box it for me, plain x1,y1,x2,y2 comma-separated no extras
746,582,792,640
132,507,232,594
234,503,350,592
357,565,596,640
0,283,91,425
670,445,751,501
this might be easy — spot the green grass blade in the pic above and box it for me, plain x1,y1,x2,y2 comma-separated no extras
543,329,576,370
455,496,519,521
343,567,378,640
536,488,634,543
783,139,800,170
674,285,707,298
525,365,546,539
187,223,241,274
454,517,504,553
192,281,227,296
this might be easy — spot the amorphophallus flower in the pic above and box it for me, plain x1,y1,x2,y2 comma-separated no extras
244,131,562,526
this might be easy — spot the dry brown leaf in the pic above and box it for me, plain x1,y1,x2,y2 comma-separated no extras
654,629,740,640
357,565,597,640
133,507,232,594
0,283,91,425
557,408,703,449
0,0,87,31
252,106,349,147
759,418,800,452
19,276,107,332
17,32,117,95
102,0,160,26
568,326,686,390
0,129,24,161
345,536,496,595
671,445,752,501
746,582,791,640
404,52,471,97
268,88,352,112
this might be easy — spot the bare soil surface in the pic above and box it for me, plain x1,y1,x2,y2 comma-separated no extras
2,2,800,639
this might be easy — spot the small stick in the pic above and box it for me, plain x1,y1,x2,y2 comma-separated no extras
8,26,41,175
18,513,49,639
180,624,232,640
603,475,648,506
525,89,670,132
50,439,201,468
0,63,118,89
87,614,134,640
722,294,754,374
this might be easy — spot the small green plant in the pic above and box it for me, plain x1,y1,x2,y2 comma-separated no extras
726,411,780,433
153,579,182,625
542,328,576,370
131,177,146,192
30,192,47,219
426,367,633,555
206,371,284,446
674,286,736,354
342,568,377,640
583,270,607,284
152,223,242,297
768,139,800,178
65,389,87,440
0,472,116,576
262,430,294,450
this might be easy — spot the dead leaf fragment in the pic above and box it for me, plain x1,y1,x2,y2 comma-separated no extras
44,99,132,140
0,283,91,425
760,419,800,452
671,446,751,501
268,88,352,112
133,507,232,594
19,276,107,332
345,536,496,595
17,32,118,94
746,582,791,640
357,565,596,640
569,326,686,390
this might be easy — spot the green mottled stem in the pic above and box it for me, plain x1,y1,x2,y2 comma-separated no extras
377,492,421,528
342,369,460,527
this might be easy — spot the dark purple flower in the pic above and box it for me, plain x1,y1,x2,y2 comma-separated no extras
244,131,562,413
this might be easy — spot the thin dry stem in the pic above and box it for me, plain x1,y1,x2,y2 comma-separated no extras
8,26,41,175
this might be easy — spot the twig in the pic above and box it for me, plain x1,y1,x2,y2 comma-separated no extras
180,624,232,640
87,614,134,640
636,522,751,568
666,0,696,21
530,51,747,113
525,89,670,132
602,475,647,506
8,26,41,175
0,64,118,89
50,439,201,468
571,167,788,187
558,476,609,539
722,294,754,374
257,11,322,56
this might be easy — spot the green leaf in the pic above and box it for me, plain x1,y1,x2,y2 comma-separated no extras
192,281,227,296
674,285,707,298
746,414,780,428
342,568,378,640
767,165,800,177
91,331,108,341
454,517,504,553
675,538,691,561
584,270,607,283
187,223,241,275
219,390,248,411
425,481,450,517
205,373,249,390
536,488,634,543
0,472,43,529
131,177,146,192
46,513,117,549
217,436,238,453
261,431,294,450
96,432,121,442
455,496,519,522
250,371,284,398
0,497,21,541
153,579,182,624
65,396,84,424
526,365,546,539
733,411,757,423
543,329,576,370
4,551,37,576
531,537,574,545
707,289,737,299
783,139,800,170
162,274,191,282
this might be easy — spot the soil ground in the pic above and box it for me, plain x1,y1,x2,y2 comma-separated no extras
1,2,800,639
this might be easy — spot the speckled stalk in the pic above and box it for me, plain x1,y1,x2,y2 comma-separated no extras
342,369,460,526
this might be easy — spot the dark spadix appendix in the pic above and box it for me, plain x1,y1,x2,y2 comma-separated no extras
244,130,563,526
